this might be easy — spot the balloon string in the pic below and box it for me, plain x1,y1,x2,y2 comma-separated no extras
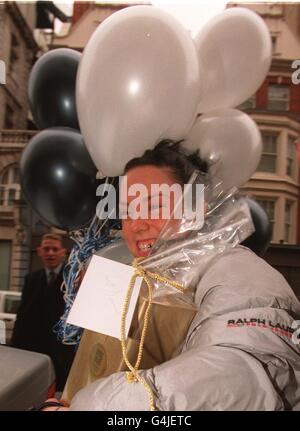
53,192,121,346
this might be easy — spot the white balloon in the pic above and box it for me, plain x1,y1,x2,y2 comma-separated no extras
151,1,227,37
77,5,201,176
184,109,262,193
195,7,272,113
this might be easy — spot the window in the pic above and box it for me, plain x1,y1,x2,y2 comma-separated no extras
0,164,20,206
238,94,256,110
257,133,278,173
287,135,297,178
255,198,276,241
271,35,280,55
271,36,277,54
267,84,290,111
284,201,293,243
9,34,20,74
4,294,21,314
0,241,11,291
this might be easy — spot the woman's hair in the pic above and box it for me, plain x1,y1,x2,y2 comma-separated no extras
124,139,208,185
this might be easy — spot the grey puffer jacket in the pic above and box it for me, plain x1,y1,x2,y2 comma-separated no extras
70,246,300,411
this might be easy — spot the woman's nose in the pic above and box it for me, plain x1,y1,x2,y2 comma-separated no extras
129,218,149,233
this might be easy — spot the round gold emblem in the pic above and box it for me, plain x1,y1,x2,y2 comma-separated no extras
90,343,107,377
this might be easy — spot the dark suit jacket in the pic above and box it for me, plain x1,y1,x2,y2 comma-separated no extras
11,267,75,391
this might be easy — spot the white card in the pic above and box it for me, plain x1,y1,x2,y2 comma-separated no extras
67,255,142,340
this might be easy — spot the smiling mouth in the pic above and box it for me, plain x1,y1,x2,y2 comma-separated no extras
137,239,156,253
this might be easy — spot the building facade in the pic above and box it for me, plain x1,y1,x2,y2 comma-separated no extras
230,3,300,246
51,1,146,51
0,2,39,292
0,2,38,130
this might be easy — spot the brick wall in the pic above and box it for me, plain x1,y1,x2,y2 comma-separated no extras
0,3,37,130
72,1,93,25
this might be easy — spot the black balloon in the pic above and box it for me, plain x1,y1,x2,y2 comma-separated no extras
241,197,272,256
20,128,98,231
28,48,81,130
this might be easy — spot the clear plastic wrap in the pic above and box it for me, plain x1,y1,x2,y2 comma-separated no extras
139,170,255,303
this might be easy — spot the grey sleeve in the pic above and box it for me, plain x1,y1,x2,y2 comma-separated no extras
70,344,283,411
70,370,153,411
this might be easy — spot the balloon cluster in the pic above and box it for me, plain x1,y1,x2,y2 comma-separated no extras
22,5,273,253
75,5,272,253
76,6,271,181
21,49,98,231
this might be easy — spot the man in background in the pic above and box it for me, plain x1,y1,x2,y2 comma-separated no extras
11,233,75,391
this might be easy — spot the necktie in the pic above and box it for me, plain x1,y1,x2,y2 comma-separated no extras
48,271,56,286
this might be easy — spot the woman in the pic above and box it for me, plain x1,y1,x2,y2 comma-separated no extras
44,140,300,411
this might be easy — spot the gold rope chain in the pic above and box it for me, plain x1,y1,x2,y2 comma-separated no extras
120,258,186,411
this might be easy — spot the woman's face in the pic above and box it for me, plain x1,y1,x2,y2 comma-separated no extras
121,165,180,258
